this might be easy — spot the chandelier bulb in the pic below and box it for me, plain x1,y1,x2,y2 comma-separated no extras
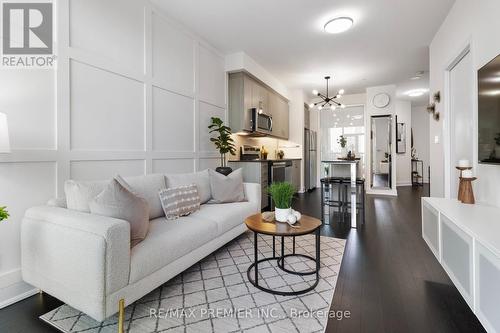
318,105,323,110
308,103,315,108
339,89,345,95
312,89,319,96
341,104,346,109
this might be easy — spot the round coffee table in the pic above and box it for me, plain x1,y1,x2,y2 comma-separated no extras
245,213,322,296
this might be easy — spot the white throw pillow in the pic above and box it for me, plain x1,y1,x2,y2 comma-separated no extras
89,177,150,247
64,180,107,212
165,169,211,203
158,184,201,220
208,168,246,204
123,174,166,219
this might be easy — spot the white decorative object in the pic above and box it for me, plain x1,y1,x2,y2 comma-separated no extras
21,176,261,322
287,214,297,225
372,93,391,108
292,210,302,221
0,112,10,153
462,169,473,178
275,207,292,222
458,159,471,168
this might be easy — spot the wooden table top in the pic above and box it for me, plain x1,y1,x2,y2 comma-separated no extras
245,213,321,236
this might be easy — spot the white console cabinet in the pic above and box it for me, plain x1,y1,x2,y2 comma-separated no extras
422,197,500,333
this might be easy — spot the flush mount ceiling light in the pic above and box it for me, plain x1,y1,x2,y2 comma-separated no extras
308,76,346,110
324,17,353,34
406,89,428,97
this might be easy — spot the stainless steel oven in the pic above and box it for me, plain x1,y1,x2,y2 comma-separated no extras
249,108,273,135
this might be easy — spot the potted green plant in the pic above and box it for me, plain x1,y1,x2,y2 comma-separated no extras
267,182,296,222
338,135,347,157
0,206,9,222
208,117,236,175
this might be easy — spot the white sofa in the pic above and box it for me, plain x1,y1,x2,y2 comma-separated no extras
21,172,260,322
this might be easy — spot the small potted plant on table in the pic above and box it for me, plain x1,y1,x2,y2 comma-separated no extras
268,182,296,222
208,117,236,175
0,206,9,222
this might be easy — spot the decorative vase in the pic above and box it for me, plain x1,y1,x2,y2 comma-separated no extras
341,147,348,158
215,166,232,176
275,207,292,222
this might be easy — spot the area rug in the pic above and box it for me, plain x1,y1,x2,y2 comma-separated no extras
40,230,345,333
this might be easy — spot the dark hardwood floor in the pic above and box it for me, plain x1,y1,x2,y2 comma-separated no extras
0,186,485,332
295,185,485,333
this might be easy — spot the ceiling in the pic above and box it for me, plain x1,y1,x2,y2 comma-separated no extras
152,0,454,100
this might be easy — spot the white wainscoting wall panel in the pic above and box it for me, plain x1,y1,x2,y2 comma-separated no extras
152,159,195,174
0,0,226,307
152,87,195,152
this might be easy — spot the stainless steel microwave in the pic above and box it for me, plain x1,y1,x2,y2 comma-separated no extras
249,108,273,135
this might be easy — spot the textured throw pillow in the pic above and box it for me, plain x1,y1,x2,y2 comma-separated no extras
158,184,201,220
165,169,211,204
64,180,107,212
208,168,246,204
89,177,150,247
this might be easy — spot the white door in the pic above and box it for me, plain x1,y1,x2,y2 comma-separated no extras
449,51,473,198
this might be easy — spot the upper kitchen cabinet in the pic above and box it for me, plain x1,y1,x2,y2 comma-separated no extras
228,71,289,140
269,92,289,139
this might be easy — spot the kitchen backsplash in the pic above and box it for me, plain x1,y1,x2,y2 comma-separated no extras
230,134,302,160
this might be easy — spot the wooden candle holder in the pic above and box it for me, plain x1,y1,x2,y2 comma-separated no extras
456,166,472,202
459,177,477,204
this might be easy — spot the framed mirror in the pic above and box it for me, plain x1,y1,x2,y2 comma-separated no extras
371,115,392,189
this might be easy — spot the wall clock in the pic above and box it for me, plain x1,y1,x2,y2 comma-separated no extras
373,93,391,108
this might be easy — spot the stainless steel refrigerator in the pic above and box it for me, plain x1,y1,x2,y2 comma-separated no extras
304,129,317,191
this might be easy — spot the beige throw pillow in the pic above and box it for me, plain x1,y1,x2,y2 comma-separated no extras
208,169,246,204
89,177,150,247
159,184,201,220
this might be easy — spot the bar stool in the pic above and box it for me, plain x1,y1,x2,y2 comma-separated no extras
320,177,343,224
339,178,366,225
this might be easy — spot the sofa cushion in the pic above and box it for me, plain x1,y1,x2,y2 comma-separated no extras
165,169,211,204
159,184,200,220
89,178,149,247
65,180,107,212
209,168,245,203
190,201,256,236
129,215,218,283
124,174,166,219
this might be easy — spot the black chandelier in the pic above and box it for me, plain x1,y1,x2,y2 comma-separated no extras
309,76,346,110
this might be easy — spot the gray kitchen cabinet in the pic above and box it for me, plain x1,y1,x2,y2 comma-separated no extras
228,161,269,209
228,71,289,139
269,92,289,139
291,160,301,191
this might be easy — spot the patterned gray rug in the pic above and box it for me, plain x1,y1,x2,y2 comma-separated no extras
41,230,345,333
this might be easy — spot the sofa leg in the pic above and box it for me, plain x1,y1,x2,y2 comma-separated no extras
118,299,125,333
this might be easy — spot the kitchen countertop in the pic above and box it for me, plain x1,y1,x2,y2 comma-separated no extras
229,158,301,163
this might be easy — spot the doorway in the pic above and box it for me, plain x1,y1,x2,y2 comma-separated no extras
447,48,473,198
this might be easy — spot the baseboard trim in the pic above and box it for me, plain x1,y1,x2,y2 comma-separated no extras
0,283,38,309
0,268,22,289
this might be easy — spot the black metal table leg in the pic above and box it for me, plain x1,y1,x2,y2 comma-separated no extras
272,236,275,258
254,231,258,286
316,227,320,278
292,236,295,255
281,236,284,258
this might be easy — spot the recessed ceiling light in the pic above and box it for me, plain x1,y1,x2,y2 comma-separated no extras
324,17,353,34
405,89,428,97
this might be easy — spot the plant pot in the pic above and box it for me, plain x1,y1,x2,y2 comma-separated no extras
215,166,232,176
275,207,291,222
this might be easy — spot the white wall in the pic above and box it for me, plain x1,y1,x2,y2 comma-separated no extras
429,0,500,206
365,85,397,195
412,106,430,183
0,0,227,306
395,100,412,186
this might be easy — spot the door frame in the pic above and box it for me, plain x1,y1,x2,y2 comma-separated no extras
443,41,477,199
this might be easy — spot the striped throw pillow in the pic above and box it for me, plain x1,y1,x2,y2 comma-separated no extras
158,184,200,220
